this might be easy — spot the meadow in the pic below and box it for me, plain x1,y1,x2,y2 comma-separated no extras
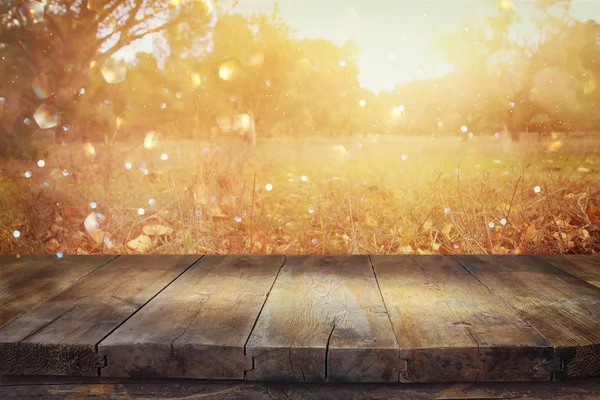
1,132,598,256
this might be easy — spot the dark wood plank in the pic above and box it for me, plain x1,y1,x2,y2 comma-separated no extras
371,255,557,383
538,255,600,289
245,255,402,383
0,255,199,376
98,255,284,379
0,255,116,329
2,376,600,400
455,255,600,380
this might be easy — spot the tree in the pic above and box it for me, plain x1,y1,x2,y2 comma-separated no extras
429,0,600,140
199,5,300,145
293,38,363,137
0,0,213,157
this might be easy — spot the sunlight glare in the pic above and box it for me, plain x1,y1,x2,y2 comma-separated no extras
101,59,126,84
219,62,235,81
33,104,58,129
144,131,158,149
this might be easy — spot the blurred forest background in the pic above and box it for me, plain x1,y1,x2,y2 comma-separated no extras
1,0,600,157
1,0,599,256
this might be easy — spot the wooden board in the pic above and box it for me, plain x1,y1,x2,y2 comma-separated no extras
2,376,600,400
455,255,600,380
0,255,116,329
538,255,600,289
245,255,402,383
98,255,285,380
371,255,557,383
0,255,199,376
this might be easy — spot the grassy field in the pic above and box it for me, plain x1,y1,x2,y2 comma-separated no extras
1,133,599,256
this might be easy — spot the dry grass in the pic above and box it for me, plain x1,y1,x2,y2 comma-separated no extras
1,133,599,256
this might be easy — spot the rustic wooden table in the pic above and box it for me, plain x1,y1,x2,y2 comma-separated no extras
1,254,599,397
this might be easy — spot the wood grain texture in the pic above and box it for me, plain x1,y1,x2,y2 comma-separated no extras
455,255,600,380
1,376,600,400
0,255,116,329
98,255,284,379
245,255,402,383
371,255,556,383
538,255,600,289
0,255,199,376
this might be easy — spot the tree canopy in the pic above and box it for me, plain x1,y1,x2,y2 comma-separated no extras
1,0,599,158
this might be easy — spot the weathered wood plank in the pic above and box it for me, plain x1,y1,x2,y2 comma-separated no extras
371,255,556,383
454,255,600,380
0,255,199,376
245,255,401,383
98,255,284,379
0,255,116,329
538,255,600,289
2,376,600,400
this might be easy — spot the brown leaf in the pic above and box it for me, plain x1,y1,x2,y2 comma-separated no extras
397,245,413,254
208,205,227,218
586,204,599,222
51,224,64,233
553,232,568,241
523,224,542,245
365,216,378,228
45,239,60,252
142,224,173,236
127,234,153,253
193,186,207,206
580,229,590,242
90,229,106,244
63,207,78,219
441,223,453,240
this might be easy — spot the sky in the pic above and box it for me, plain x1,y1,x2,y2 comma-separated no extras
234,0,600,92
125,0,600,93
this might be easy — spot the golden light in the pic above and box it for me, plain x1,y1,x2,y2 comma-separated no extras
584,80,596,96
330,145,347,154
393,105,406,116
116,116,123,129
170,0,180,5
203,0,213,13
359,99,366,107
248,53,264,67
239,114,251,130
101,59,126,84
144,131,158,149
296,58,312,70
219,63,234,81
548,140,562,152
499,0,513,9
83,143,96,159
90,61,96,69
191,73,201,87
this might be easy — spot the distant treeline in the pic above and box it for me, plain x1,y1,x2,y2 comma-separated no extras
1,0,599,158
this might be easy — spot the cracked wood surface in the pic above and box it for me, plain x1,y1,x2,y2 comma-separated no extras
455,255,600,380
245,255,402,383
371,255,557,383
0,255,198,376
538,255,600,289
0,255,116,329
0,254,599,383
97,255,284,379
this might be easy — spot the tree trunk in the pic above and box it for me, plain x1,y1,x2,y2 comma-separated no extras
248,111,257,147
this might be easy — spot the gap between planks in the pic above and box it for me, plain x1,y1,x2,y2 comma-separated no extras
241,255,287,379
94,255,205,376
